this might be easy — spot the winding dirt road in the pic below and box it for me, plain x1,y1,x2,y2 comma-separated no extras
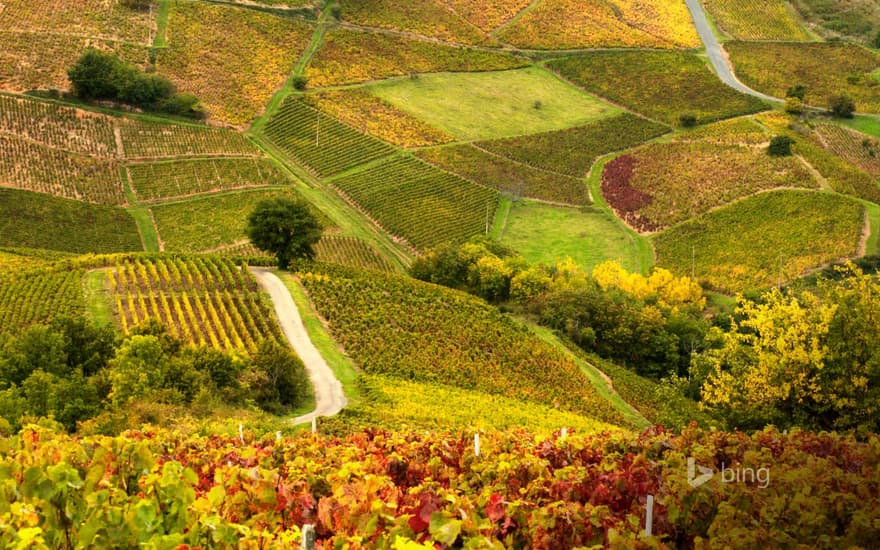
249,267,347,424
684,0,781,103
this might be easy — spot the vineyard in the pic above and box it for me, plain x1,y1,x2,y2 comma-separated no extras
654,190,864,292
304,28,527,87
601,140,818,231
0,94,116,156
128,158,289,201
312,236,394,272
263,99,396,178
339,0,488,45
119,119,260,159
151,188,306,253
759,112,880,203
417,145,591,206
108,256,282,352
298,264,627,424
496,0,700,49
548,52,768,126
4,425,878,547
156,0,313,125
301,89,453,148
444,0,533,32
0,134,124,205
0,266,84,332
725,42,880,112
0,0,153,93
478,113,669,177
0,188,142,254
813,123,880,177
702,0,812,40
327,374,621,433
329,154,499,250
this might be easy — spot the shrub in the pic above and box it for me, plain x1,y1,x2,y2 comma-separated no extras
784,96,804,114
786,84,807,100
679,113,697,127
159,93,206,119
768,135,795,156
291,75,308,91
829,94,856,118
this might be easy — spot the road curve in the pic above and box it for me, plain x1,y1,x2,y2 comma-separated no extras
249,267,347,424
684,0,781,103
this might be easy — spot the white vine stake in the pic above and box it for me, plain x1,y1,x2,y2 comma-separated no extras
238,423,244,444
311,417,317,434
474,433,480,457
276,431,282,442
560,427,568,439
645,494,654,537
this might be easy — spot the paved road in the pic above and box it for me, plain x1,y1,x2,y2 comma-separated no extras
684,0,781,103
250,267,347,424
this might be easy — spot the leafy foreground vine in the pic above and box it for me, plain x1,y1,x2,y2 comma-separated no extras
0,425,877,548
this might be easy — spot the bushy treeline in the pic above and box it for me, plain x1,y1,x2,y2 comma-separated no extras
67,49,204,119
0,318,309,434
413,240,880,433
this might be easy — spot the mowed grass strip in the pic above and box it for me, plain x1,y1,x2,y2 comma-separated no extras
417,144,590,206
498,200,641,273
478,113,669,177
263,99,396,178
726,42,880,113
654,190,864,293
151,188,306,253
128,158,290,201
369,67,618,141
0,188,142,254
305,28,527,87
330,154,499,249
547,52,768,126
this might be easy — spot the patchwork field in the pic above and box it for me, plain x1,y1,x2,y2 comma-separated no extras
338,0,488,45
305,29,527,87
151,188,304,253
654,191,864,292
369,68,617,141
330,154,499,249
417,145,590,205
127,158,289,201
156,0,313,125
726,42,880,112
478,113,669,177
263,99,396,177
302,89,453,148
108,256,282,351
0,188,142,254
496,0,700,49
601,140,818,232
299,264,627,424
703,0,812,40
497,201,641,272
0,0,152,93
548,52,768,126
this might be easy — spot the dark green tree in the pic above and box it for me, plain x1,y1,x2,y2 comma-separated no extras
67,49,125,100
247,340,310,413
786,84,807,100
829,95,856,118
246,198,322,269
768,135,795,157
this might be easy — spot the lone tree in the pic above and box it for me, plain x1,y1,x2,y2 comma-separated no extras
768,135,795,157
246,197,322,269
829,95,856,119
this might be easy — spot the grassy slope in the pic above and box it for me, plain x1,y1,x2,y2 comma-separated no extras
369,67,618,141
82,270,113,327
497,200,641,272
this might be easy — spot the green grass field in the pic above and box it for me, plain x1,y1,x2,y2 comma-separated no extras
842,115,880,138
369,67,617,141
496,200,641,272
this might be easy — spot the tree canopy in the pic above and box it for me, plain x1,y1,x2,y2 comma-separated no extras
246,197,323,270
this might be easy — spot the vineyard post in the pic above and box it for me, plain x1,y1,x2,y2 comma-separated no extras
301,524,316,550
645,494,654,537
276,431,282,441
239,423,244,444
561,427,568,439
311,417,317,433
474,433,480,457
